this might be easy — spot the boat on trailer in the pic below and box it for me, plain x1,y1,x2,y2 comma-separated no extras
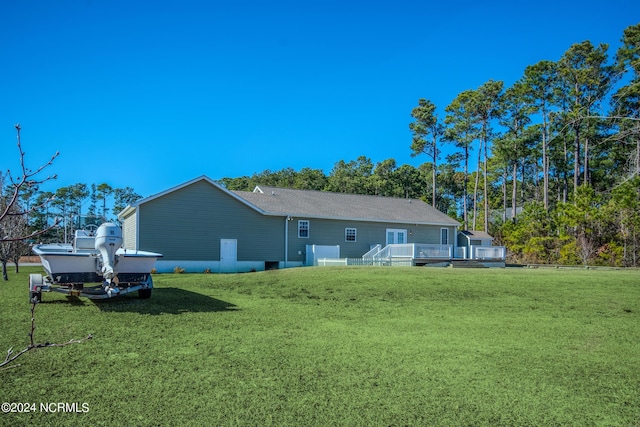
29,222,162,301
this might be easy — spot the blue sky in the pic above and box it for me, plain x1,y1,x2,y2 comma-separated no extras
1,0,639,198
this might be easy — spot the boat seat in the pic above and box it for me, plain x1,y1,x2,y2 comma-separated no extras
75,236,95,250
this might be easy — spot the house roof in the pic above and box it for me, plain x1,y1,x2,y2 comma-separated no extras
459,230,494,240
120,176,460,227
118,175,258,219
232,185,460,226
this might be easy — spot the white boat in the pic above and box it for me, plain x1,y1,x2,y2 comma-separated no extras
30,223,162,301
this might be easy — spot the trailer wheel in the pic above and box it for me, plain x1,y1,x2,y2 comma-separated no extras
29,274,43,303
138,288,152,299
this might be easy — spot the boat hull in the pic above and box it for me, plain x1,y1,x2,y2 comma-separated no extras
33,245,161,284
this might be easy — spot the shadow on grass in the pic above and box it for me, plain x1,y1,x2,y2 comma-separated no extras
89,287,238,315
36,296,89,306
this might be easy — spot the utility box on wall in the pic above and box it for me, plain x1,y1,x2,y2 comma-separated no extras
305,245,340,266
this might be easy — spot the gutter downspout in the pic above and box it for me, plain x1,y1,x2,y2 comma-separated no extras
284,216,290,268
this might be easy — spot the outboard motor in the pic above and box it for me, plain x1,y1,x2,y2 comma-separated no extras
95,223,123,285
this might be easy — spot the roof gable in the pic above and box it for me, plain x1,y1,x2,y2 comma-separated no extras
118,175,264,219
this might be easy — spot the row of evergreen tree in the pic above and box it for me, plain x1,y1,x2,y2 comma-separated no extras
221,24,640,266
6,25,639,266
19,183,141,243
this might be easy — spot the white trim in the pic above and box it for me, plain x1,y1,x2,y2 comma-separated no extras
386,228,408,245
345,227,357,242
135,207,140,251
258,211,458,227
298,220,310,238
440,228,449,245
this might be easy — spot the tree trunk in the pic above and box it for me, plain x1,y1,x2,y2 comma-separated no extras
574,125,581,194
583,135,589,186
473,140,482,230
1,260,8,281
463,147,469,230
502,169,507,224
512,162,517,221
483,137,489,232
563,136,569,203
432,141,437,208
542,109,549,210
521,159,526,211
636,139,640,176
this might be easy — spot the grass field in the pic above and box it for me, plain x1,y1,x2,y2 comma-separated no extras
1,266,639,426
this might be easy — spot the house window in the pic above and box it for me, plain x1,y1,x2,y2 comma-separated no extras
440,228,449,245
345,228,357,242
298,220,309,238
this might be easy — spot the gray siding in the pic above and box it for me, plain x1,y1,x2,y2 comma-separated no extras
138,180,285,261
286,218,456,261
122,210,137,250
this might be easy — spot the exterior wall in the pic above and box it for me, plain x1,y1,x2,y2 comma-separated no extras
457,232,468,250
126,178,460,271
121,210,137,250
285,218,457,263
137,180,285,262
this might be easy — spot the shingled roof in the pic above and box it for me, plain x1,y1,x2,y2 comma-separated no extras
120,176,460,227
232,185,460,226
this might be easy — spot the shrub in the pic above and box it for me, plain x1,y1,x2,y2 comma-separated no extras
595,242,624,267
558,238,581,265
173,266,185,274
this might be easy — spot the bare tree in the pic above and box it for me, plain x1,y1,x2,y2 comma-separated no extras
1,299,92,371
1,125,91,371
576,231,597,267
0,201,28,280
1,124,59,279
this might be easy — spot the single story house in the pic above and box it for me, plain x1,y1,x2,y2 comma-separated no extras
118,175,462,272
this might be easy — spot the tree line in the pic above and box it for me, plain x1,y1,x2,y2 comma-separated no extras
3,25,639,269
223,24,640,267
15,182,141,244
1,124,141,280
1,175,140,279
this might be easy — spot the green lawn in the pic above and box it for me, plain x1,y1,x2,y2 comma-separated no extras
1,266,639,426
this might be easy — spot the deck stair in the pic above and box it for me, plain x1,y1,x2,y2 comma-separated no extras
450,260,487,268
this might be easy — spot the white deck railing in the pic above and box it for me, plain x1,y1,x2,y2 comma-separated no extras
357,243,505,262
318,258,413,267
363,244,453,260
470,245,506,260
372,244,414,259
361,244,382,259
414,244,453,259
